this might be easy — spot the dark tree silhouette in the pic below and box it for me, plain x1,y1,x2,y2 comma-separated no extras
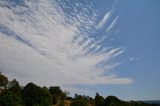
22,82,52,106
95,93,105,106
0,90,23,106
105,95,121,106
0,73,8,89
49,86,63,105
8,79,21,96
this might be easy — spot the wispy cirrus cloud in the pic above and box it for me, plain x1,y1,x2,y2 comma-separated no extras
129,57,141,62
106,16,119,32
0,0,131,91
97,11,112,29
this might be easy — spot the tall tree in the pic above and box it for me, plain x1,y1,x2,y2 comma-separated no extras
0,73,8,89
8,79,21,96
22,82,52,106
95,93,105,106
49,86,63,105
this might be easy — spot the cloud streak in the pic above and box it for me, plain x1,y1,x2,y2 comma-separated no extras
106,16,119,32
97,11,112,29
0,0,131,89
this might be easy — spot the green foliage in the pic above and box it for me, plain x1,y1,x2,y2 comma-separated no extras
66,96,74,100
0,73,8,89
22,82,52,106
105,95,121,106
0,73,159,106
49,86,63,105
71,94,89,106
104,96,156,106
8,79,21,96
61,91,69,100
49,86,63,97
0,90,23,106
22,83,39,106
95,93,105,106
37,88,52,106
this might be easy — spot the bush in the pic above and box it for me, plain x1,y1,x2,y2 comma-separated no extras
0,73,8,89
71,94,89,106
71,99,88,106
0,91,23,106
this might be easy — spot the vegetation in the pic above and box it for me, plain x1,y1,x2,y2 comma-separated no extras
70,94,91,106
0,90,23,106
95,93,105,106
22,83,52,106
0,72,8,89
49,86,63,105
0,73,159,106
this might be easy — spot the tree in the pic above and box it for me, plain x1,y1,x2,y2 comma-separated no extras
61,90,69,100
8,79,21,96
22,82,52,106
71,94,89,106
105,96,121,106
95,93,105,106
38,87,52,106
0,73,8,89
22,82,40,106
49,86,63,105
0,90,23,106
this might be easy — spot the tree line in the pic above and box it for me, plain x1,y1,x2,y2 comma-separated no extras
0,73,159,106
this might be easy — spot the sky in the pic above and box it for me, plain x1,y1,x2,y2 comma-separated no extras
0,0,160,101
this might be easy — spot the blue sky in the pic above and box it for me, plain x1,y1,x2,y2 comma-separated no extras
0,0,160,100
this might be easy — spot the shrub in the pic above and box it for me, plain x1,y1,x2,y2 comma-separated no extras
0,91,23,106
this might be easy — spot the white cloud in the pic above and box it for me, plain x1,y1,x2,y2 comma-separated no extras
129,57,141,62
0,0,131,90
106,16,119,32
97,11,112,29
